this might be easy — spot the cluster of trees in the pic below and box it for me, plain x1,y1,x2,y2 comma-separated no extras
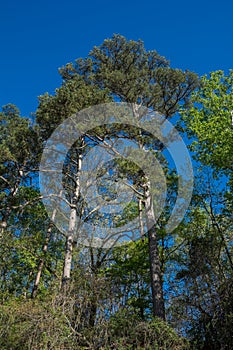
0,35,232,349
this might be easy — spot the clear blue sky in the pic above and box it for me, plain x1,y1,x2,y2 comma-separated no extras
0,0,232,116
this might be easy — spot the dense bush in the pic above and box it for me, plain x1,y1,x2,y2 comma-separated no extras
0,298,189,350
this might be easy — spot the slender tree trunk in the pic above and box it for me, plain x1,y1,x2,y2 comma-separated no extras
138,198,144,240
144,181,165,320
31,209,57,298
132,103,165,319
62,233,75,287
62,148,83,288
31,227,51,298
88,250,102,327
89,297,97,327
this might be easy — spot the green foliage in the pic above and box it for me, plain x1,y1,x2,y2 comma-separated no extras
0,104,37,164
182,70,233,175
1,36,233,350
106,239,152,319
106,310,189,349
115,200,139,227
167,180,233,350
0,297,77,350
61,34,198,116
0,296,189,350
36,75,111,140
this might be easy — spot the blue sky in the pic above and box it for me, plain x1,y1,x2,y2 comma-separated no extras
0,0,232,117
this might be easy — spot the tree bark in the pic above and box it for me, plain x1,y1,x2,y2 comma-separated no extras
89,297,97,327
31,219,55,298
62,233,74,287
132,103,165,319
85,118,166,318
62,148,83,288
144,181,165,320
138,198,144,240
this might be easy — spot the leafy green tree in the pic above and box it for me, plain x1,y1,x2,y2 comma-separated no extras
178,70,233,348
106,239,151,320
1,35,213,348
0,104,39,235
0,104,64,300
36,69,112,288
181,70,233,181
43,34,198,319
167,171,233,350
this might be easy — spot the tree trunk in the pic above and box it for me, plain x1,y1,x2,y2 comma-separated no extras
144,181,165,320
138,198,144,240
61,148,83,288
131,103,165,319
89,297,97,327
31,219,55,298
62,233,74,287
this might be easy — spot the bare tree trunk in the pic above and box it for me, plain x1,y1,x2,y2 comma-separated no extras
88,249,101,328
62,234,74,287
31,185,64,298
89,296,97,327
31,216,56,298
132,103,165,319
138,198,144,240
144,181,165,320
62,149,83,288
